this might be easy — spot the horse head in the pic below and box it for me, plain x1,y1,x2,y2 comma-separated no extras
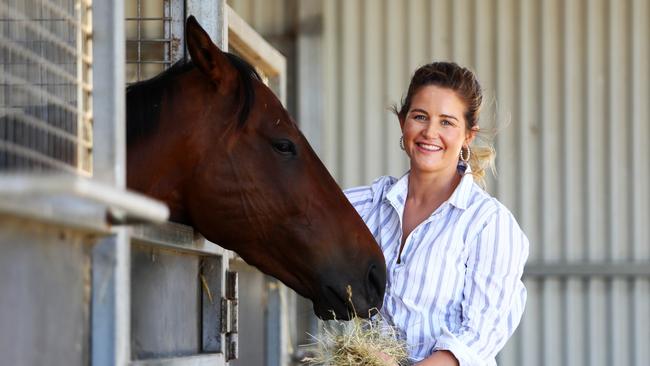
126,16,385,320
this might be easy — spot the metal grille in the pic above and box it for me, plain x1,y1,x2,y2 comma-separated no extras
0,0,93,174
125,0,183,83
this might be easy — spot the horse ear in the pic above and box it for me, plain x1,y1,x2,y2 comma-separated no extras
185,15,230,82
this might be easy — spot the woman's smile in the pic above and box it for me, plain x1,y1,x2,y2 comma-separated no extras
400,85,472,176
414,141,443,153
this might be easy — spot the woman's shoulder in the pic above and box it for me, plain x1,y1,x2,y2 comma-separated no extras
466,183,523,231
343,176,399,216
463,186,530,259
371,175,400,190
344,175,399,197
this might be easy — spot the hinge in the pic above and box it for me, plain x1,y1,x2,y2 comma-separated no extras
223,270,238,361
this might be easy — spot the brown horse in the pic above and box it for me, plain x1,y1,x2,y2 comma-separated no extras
126,16,385,320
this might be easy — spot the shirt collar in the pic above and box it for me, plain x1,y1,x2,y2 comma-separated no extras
447,164,474,210
385,171,409,216
386,164,475,213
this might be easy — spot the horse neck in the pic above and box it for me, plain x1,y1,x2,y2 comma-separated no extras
126,67,239,224
126,83,195,224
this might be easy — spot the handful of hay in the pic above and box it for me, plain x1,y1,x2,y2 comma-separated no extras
302,287,408,366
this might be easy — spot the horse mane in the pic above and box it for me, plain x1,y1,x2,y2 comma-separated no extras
126,52,262,145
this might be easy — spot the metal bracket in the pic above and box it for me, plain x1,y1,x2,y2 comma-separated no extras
222,270,238,361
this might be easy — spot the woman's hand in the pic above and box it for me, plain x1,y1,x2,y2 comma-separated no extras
376,350,400,366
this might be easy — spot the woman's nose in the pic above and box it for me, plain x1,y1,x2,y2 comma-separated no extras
422,122,439,138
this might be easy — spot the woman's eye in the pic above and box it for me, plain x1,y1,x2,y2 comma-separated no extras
413,114,427,121
272,139,297,156
441,119,454,126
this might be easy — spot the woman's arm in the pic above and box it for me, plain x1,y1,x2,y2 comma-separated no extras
375,350,458,366
428,206,529,365
414,350,459,366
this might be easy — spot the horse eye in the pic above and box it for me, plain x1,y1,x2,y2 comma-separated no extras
272,139,297,156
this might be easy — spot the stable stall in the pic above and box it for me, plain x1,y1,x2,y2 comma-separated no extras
0,1,292,365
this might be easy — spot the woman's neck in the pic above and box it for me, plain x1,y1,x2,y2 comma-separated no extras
407,165,461,208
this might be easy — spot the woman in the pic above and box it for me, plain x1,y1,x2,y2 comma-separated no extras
345,62,529,366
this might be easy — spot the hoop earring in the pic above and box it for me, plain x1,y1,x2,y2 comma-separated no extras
459,145,471,162
399,136,405,150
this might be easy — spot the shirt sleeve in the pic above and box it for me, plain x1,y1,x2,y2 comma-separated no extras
344,176,394,221
343,184,374,220
432,205,529,366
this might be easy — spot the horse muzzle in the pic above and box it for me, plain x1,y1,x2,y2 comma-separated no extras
312,260,386,320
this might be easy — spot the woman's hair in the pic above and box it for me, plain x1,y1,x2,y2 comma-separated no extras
392,62,495,186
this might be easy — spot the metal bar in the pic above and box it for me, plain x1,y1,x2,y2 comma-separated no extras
137,0,142,80
126,38,172,43
80,0,94,176
125,60,173,65
76,0,84,174
265,280,282,366
225,269,239,361
125,17,173,21
129,223,228,256
92,0,125,186
0,141,78,173
216,0,227,51
201,255,224,353
1,66,79,116
4,81,82,87
170,0,184,61
0,173,169,224
163,0,170,64
630,2,650,365
0,202,109,236
130,353,226,366
0,17,69,21
524,262,650,278
2,111,79,143
186,0,222,48
92,230,132,366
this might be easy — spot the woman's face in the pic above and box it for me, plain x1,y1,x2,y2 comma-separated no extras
400,85,475,176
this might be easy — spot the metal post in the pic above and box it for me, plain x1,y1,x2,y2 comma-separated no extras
186,0,227,50
92,0,125,187
92,1,130,365
265,280,282,366
92,230,131,366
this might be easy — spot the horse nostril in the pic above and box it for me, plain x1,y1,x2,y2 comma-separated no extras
366,263,386,305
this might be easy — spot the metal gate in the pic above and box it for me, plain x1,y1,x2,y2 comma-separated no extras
0,0,287,365
0,0,93,174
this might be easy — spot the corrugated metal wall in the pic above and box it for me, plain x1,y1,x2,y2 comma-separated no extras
231,1,650,365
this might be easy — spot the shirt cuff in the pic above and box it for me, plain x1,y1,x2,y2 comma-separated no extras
431,326,485,366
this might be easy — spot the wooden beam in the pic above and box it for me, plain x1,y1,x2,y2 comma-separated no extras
226,5,286,78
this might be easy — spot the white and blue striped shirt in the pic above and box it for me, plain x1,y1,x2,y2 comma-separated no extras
344,170,529,365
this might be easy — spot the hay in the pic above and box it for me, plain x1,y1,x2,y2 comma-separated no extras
301,286,408,366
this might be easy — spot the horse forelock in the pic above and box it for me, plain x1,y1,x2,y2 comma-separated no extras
126,53,262,145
